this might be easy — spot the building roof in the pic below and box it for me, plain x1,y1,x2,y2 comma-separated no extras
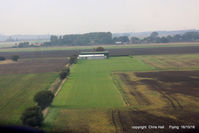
80,51,109,55
78,54,105,57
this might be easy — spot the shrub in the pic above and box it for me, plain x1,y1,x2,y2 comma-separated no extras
95,47,105,51
69,55,77,65
34,90,54,110
21,106,43,127
129,55,133,58
0,56,5,61
11,55,19,61
59,67,70,80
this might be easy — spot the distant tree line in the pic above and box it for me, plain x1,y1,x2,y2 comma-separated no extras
0,56,5,61
44,32,113,46
130,31,199,44
41,31,199,46
0,55,19,61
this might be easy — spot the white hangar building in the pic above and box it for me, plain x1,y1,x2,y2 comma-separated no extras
77,51,109,60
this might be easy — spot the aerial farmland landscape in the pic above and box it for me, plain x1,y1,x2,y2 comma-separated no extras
1,0,199,133
1,44,199,133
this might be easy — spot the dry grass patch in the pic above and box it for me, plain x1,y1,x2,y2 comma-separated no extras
0,59,17,64
138,54,199,70
53,109,115,133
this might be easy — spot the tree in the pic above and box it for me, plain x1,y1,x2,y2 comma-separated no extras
34,91,54,110
50,35,58,43
160,37,169,43
130,37,141,44
69,55,77,65
47,32,113,46
0,56,5,61
95,47,105,51
150,32,159,38
21,106,43,127
59,67,70,80
18,42,30,48
11,55,19,61
113,36,129,43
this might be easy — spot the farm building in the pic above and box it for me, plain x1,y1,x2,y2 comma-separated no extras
78,51,109,60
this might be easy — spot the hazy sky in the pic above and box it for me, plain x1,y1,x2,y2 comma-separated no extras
0,0,199,35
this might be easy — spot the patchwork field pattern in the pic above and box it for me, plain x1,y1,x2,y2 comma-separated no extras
45,54,199,133
44,57,155,132
1,45,199,59
1,44,199,132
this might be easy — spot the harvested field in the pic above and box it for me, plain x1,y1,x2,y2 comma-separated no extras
0,58,68,74
135,70,199,98
116,109,185,133
114,70,199,132
0,46,199,59
138,54,199,70
50,109,115,133
0,50,77,59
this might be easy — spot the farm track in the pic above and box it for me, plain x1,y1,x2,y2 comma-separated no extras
1,46,199,59
111,110,123,133
54,78,67,97
43,78,67,117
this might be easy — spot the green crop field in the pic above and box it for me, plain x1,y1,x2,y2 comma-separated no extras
52,57,154,108
0,72,58,125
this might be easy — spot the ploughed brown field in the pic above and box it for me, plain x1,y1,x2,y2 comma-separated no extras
0,58,68,74
113,71,199,133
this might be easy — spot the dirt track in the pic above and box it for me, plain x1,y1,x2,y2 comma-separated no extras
0,46,199,59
